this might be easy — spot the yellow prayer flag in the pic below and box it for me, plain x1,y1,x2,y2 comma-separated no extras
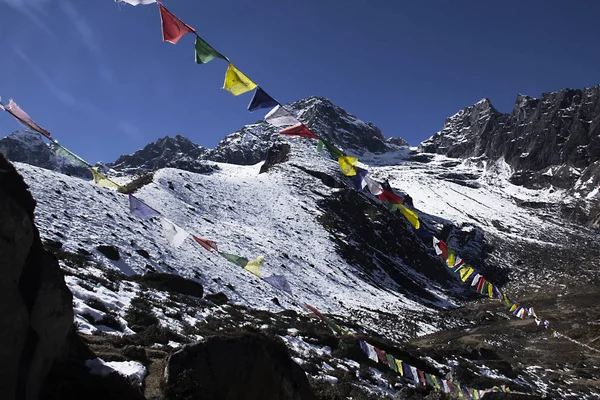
244,255,263,277
456,383,463,398
91,168,124,191
447,252,455,267
460,267,474,282
338,156,358,176
509,304,517,312
223,63,257,96
488,283,494,298
395,359,403,376
398,204,420,229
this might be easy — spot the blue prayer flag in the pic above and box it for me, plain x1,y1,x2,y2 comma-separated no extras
129,194,160,220
248,87,279,112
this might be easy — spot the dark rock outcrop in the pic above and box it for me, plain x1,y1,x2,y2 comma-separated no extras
419,86,600,196
164,332,316,400
109,135,218,175
134,272,204,298
259,143,291,174
0,130,91,179
0,153,74,399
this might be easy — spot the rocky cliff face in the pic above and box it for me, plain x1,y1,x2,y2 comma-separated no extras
0,130,91,179
418,86,600,228
0,153,74,400
419,86,600,196
109,134,217,176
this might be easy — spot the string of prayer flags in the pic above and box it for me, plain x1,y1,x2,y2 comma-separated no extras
248,87,278,112
160,217,189,247
223,63,257,96
158,2,195,44
129,194,161,220
91,167,125,190
192,235,218,252
263,275,292,294
117,0,157,5
195,35,228,64
338,156,358,176
220,252,249,268
1,99,53,139
244,255,263,277
264,105,298,127
279,123,319,139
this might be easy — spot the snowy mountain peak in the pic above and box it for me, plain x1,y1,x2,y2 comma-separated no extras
419,84,600,226
108,135,213,176
104,97,410,174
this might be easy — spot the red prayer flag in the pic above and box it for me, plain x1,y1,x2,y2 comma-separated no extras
3,99,52,139
476,277,486,292
158,2,195,44
418,370,426,385
192,235,218,252
279,123,319,139
377,188,404,205
374,347,388,365
304,303,329,327
438,239,449,260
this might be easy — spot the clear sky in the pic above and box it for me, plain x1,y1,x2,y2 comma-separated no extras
1,0,599,163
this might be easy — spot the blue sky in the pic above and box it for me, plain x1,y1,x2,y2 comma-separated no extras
1,0,599,163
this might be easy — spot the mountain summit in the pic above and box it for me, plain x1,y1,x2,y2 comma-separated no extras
105,97,409,175
419,86,600,197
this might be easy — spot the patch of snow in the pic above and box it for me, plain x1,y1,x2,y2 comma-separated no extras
85,358,147,386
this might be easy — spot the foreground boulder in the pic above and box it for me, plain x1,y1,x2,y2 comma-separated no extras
165,332,316,400
0,153,73,400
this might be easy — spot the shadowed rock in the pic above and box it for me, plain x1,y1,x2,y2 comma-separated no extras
0,153,73,400
165,332,316,400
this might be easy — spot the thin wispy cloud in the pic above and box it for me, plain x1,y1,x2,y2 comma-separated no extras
1,0,55,36
118,121,144,140
14,47,77,106
14,46,101,117
59,1,101,58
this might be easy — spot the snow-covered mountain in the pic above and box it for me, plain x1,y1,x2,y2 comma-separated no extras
107,97,408,175
2,94,600,398
418,87,600,204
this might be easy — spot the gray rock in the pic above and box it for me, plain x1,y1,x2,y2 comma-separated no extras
0,153,74,400
108,134,217,175
418,86,600,195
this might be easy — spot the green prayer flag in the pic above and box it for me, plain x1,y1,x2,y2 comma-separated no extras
321,138,343,159
316,139,324,152
50,143,89,167
195,36,227,64
219,252,249,268
385,354,398,372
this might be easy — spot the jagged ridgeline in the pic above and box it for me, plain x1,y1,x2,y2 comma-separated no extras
1,89,599,399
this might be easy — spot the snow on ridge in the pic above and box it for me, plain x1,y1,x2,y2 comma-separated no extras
15,141,443,338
